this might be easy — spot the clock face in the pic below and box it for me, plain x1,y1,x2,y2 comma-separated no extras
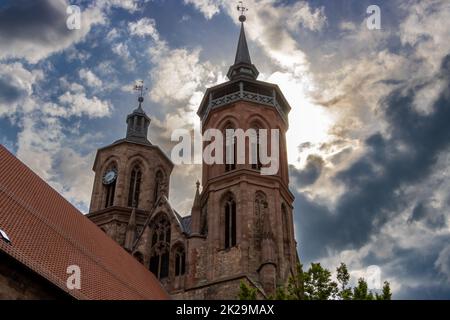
102,169,117,185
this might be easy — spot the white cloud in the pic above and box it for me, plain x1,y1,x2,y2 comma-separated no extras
183,0,221,19
286,1,327,32
339,21,357,31
57,91,111,118
399,0,450,74
60,77,85,93
98,0,148,13
16,116,62,182
79,68,103,88
112,42,136,69
106,28,120,42
112,43,131,59
15,114,97,211
0,62,43,117
150,48,216,105
0,61,109,212
128,18,159,40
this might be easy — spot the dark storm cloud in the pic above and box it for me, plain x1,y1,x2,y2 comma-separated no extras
0,0,99,63
0,77,25,104
408,201,447,230
290,155,324,186
295,54,450,263
0,0,69,45
360,234,450,299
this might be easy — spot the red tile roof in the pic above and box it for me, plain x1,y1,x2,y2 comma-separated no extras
0,145,169,300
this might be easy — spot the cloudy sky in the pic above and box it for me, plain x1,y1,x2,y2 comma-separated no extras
1,0,449,299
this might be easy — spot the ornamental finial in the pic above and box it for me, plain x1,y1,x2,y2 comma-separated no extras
237,1,248,22
133,80,148,107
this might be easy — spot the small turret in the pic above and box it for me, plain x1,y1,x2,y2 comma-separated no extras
126,81,151,144
190,181,202,235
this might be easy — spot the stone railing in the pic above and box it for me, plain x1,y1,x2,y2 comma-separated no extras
205,89,287,124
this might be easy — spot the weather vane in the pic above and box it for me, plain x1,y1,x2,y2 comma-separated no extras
237,1,248,22
133,80,148,104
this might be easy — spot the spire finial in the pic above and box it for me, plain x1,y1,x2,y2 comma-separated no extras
133,80,148,109
196,180,200,190
237,1,248,22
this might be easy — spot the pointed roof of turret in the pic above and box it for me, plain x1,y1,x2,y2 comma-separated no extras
227,12,259,80
234,22,252,65
192,180,201,209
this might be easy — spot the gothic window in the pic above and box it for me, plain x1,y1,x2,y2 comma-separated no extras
104,165,117,208
149,214,171,279
154,170,164,202
128,165,142,207
224,193,237,249
282,203,290,256
224,124,236,172
255,191,268,248
174,246,186,276
251,124,262,170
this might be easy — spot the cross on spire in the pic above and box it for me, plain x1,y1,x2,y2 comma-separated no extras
237,1,248,22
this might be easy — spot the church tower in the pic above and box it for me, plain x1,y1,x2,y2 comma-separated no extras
87,85,174,251
187,8,298,298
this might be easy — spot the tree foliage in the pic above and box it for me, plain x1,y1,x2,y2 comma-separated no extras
238,281,257,300
303,263,338,300
238,262,392,300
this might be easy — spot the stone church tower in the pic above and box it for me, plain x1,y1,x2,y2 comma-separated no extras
87,12,298,299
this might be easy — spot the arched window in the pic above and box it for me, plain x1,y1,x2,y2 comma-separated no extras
224,193,237,249
224,124,236,172
104,164,117,208
255,191,268,248
154,170,164,202
174,246,186,277
282,204,290,256
149,214,171,279
128,165,142,207
251,124,262,170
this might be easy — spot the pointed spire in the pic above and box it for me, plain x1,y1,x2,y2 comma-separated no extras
227,3,259,81
234,22,252,65
190,180,202,235
193,180,201,209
